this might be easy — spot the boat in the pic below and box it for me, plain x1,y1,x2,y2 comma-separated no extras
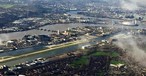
122,20,138,26
81,45,91,49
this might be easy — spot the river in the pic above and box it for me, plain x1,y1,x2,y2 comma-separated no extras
0,11,111,66
0,11,146,66
0,11,146,41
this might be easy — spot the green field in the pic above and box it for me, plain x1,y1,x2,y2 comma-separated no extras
71,56,89,67
0,4,14,9
70,51,120,67
91,51,119,57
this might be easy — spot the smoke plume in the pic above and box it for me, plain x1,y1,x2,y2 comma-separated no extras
112,34,146,67
120,0,146,11
0,34,9,45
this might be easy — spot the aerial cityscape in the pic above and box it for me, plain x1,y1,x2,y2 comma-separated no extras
0,0,146,76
